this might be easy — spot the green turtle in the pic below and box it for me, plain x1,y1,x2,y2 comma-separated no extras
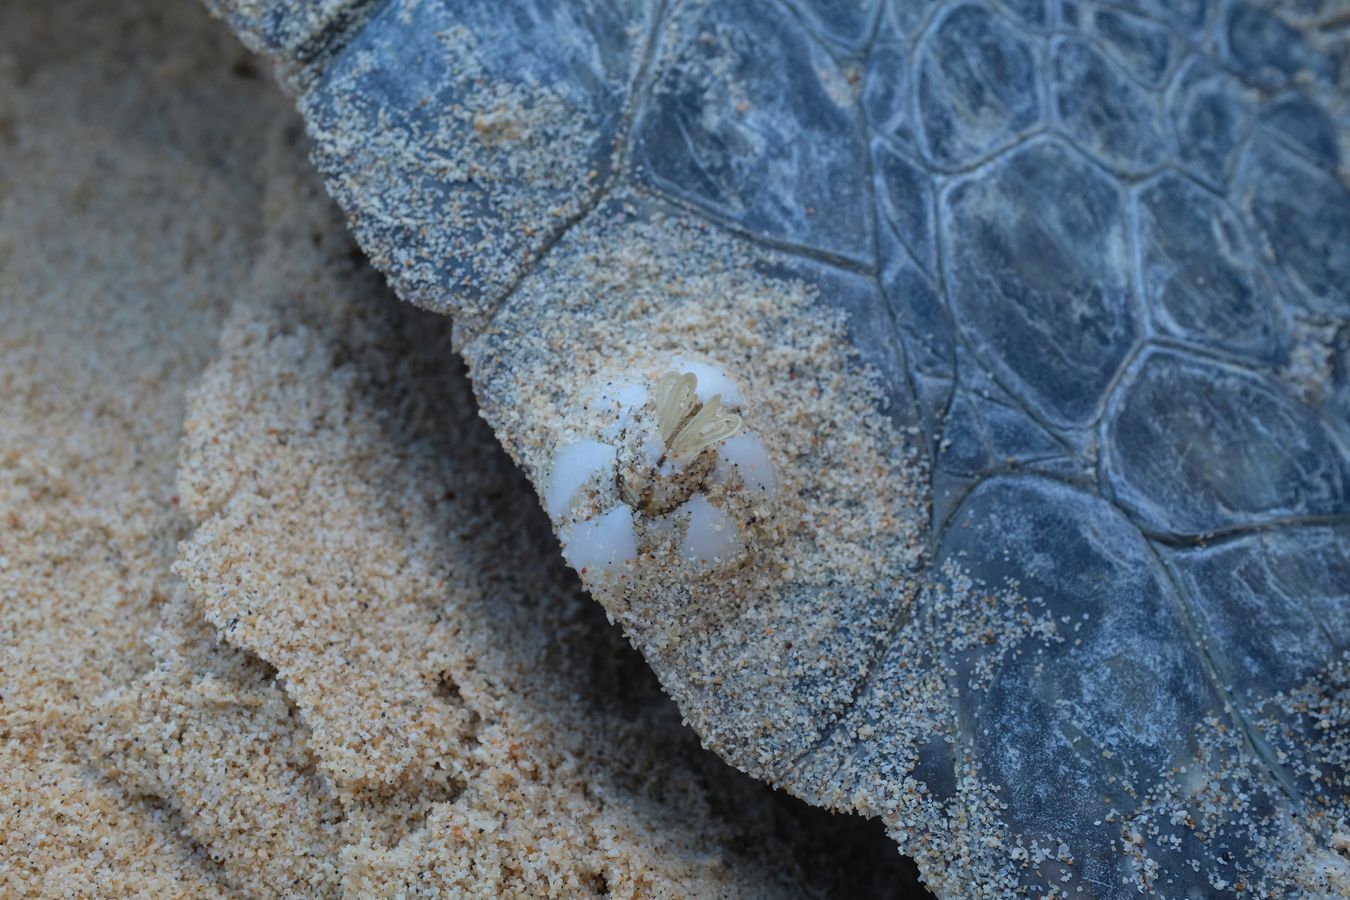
209,0,1350,894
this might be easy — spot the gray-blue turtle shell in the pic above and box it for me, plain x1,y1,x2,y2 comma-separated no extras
211,0,1350,894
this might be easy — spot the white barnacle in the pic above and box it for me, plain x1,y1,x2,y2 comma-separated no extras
618,370,743,514
546,360,772,579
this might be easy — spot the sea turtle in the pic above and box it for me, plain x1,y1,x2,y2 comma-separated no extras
206,0,1350,894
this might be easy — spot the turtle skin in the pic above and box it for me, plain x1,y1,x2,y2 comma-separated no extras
208,0,1350,894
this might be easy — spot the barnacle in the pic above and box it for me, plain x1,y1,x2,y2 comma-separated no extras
545,361,774,578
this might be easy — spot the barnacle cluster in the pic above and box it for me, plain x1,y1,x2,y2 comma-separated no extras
544,360,776,580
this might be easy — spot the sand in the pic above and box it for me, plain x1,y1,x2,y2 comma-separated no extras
1,0,289,892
